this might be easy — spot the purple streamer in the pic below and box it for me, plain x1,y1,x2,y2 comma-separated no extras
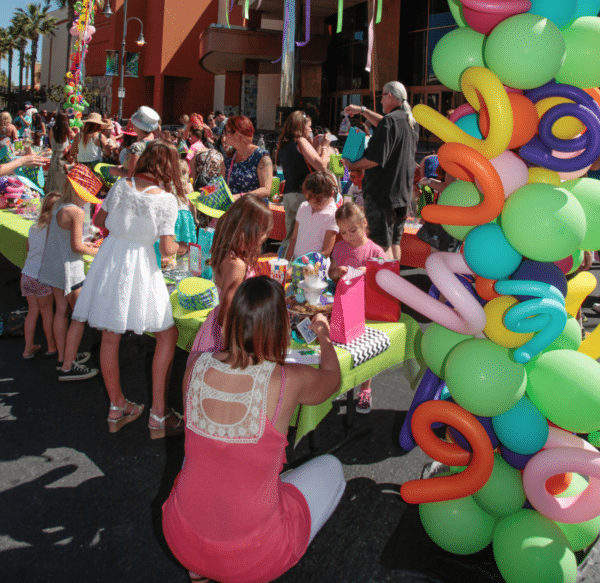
295,0,311,47
272,0,290,64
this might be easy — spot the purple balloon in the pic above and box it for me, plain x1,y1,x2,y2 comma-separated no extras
399,369,445,451
525,81,600,118
446,399,499,451
510,260,567,302
500,444,535,470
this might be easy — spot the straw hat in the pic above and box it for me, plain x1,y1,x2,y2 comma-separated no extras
67,164,103,204
131,106,160,133
82,112,111,129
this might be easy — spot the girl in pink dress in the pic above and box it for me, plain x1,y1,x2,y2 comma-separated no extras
163,276,346,583
329,202,386,414
188,195,273,362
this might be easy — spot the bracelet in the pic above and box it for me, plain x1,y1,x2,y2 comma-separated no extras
361,105,366,114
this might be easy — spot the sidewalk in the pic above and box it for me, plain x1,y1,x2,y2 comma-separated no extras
2,254,600,582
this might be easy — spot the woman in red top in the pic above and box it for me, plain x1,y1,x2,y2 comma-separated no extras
162,276,346,583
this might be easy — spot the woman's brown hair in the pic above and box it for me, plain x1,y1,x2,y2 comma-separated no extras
276,110,309,152
222,276,289,369
134,139,185,203
35,191,61,229
209,194,273,275
81,122,102,146
302,170,336,201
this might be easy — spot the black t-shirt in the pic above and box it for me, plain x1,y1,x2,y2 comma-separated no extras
363,107,419,209
279,139,311,193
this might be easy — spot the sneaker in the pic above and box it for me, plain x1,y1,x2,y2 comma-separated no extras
58,362,99,381
356,391,371,414
56,352,91,371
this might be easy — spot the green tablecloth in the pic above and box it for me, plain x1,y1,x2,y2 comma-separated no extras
169,286,423,444
0,209,31,268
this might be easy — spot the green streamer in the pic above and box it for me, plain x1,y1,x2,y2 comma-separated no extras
336,0,343,33
244,0,249,20
376,0,382,24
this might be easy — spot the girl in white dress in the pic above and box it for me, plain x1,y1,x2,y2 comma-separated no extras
62,141,184,437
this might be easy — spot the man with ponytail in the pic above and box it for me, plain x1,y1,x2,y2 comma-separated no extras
343,81,419,261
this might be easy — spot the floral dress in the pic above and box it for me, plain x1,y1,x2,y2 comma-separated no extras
224,147,269,194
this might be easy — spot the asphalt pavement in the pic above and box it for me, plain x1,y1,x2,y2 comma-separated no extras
2,253,600,583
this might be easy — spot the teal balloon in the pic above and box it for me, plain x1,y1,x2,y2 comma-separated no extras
543,315,582,352
556,17,600,89
432,27,485,92
445,339,527,417
527,0,578,29
455,113,482,140
526,349,600,433
464,224,522,280
563,177,600,250
492,396,548,455
438,180,486,240
501,183,586,262
570,0,600,20
421,323,472,378
555,474,600,551
493,510,577,583
472,453,526,517
447,0,467,27
484,14,566,90
419,494,496,555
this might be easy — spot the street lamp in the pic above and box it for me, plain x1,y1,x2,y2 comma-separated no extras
103,0,146,122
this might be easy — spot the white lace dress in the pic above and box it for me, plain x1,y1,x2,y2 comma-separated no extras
72,177,178,334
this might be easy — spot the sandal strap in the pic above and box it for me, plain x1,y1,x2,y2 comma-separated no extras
109,400,141,416
149,408,183,428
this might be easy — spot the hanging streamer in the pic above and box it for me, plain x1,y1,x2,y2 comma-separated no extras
365,0,375,72
272,0,295,64
337,0,343,33
295,0,311,47
244,0,249,20
376,0,382,23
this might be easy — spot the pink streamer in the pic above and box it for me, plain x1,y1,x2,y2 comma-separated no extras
365,0,375,72
376,252,486,336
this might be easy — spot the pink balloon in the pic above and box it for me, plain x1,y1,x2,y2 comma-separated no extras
449,104,477,124
376,252,486,336
461,0,532,35
553,148,592,181
475,150,529,199
554,256,574,275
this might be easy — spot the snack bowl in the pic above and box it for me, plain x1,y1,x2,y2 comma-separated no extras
299,280,327,305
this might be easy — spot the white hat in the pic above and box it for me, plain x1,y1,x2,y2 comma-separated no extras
131,106,160,132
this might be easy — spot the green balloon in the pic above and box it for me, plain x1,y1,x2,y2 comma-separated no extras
438,180,485,240
473,453,526,518
556,17,600,89
493,510,577,583
484,14,566,90
419,494,496,555
447,0,467,27
563,177,600,250
526,349,600,433
555,474,600,551
432,27,485,92
445,339,527,417
421,323,472,378
543,315,582,353
501,183,586,262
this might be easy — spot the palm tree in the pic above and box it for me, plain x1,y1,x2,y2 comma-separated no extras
2,25,20,110
24,53,33,89
10,16,29,105
16,2,58,92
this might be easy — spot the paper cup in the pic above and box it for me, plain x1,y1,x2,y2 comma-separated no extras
269,258,288,286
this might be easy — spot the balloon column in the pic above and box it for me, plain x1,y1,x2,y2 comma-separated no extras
384,2,600,581
63,0,97,127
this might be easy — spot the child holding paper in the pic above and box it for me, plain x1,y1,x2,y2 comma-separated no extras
329,202,386,413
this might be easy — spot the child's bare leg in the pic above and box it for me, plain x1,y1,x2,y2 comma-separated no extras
37,294,56,353
358,378,371,395
23,296,40,357
52,287,70,362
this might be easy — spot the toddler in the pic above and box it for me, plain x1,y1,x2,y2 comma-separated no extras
329,202,386,413
285,170,339,262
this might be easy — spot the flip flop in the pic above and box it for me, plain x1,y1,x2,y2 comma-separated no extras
44,350,58,357
23,346,41,360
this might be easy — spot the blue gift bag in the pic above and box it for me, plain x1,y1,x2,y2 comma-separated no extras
341,127,366,163
197,227,215,280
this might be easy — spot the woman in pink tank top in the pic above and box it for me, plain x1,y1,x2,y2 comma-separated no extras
162,276,346,583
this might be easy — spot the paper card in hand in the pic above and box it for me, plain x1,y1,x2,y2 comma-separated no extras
365,258,401,322
330,271,365,344
341,127,366,163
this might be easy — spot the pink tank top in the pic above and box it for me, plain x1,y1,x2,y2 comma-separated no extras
162,354,310,583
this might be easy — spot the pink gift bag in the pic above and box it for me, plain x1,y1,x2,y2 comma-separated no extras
365,258,401,322
330,271,365,344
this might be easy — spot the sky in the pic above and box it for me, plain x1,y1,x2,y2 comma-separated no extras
0,0,61,75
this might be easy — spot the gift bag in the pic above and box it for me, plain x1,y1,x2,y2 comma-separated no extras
330,271,365,344
329,154,345,177
341,127,366,163
196,227,215,280
365,258,401,322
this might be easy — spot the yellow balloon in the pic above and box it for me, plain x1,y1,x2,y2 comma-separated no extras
413,67,512,159
484,295,534,348
527,167,561,186
536,97,585,140
565,271,596,317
